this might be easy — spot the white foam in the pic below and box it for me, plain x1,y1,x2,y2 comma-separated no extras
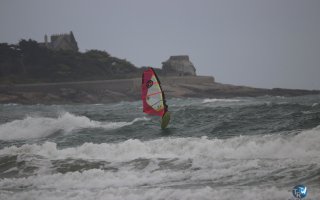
1,125,320,162
1,164,318,200
202,98,242,103
1,127,320,200
0,184,294,200
2,103,19,107
0,112,149,141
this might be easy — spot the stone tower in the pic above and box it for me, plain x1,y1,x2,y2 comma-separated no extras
44,31,78,52
162,55,196,76
44,34,48,46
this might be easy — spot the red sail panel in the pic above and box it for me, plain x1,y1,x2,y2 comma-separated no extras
141,68,166,117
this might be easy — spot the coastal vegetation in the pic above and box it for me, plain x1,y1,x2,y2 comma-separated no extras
0,39,140,83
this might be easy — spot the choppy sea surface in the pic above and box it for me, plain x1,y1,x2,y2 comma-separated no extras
0,95,320,200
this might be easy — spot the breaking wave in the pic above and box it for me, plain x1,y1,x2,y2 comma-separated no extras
0,182,290,200
0,126,319,200
0,112,149,141
1,96,319,200
1,125,319,161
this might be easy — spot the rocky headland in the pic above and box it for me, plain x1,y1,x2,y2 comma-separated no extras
0,76,319,104
0,39,319,104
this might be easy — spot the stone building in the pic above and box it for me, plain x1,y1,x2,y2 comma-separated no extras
162,55,196,76
44,31,78,52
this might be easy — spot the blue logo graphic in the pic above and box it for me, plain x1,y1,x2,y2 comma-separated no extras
292,184,307,199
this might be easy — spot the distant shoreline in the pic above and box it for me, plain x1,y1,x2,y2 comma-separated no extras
0,76,319,104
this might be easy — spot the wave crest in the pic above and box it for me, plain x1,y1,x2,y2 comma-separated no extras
202,98,242,103
1,125,319,162
0,112,149,141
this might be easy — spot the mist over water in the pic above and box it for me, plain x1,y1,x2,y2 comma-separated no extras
0,95,320,200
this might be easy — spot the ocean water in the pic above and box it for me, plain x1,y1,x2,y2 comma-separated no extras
0,95,320,200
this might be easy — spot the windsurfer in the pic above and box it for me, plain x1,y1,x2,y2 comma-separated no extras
142,67,170,128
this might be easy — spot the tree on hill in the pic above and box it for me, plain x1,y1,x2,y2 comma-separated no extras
0,40,140,83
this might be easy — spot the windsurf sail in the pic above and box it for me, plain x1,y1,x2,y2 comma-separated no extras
141,67,168,117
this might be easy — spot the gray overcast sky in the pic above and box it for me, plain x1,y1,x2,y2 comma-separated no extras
1,0,320,90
